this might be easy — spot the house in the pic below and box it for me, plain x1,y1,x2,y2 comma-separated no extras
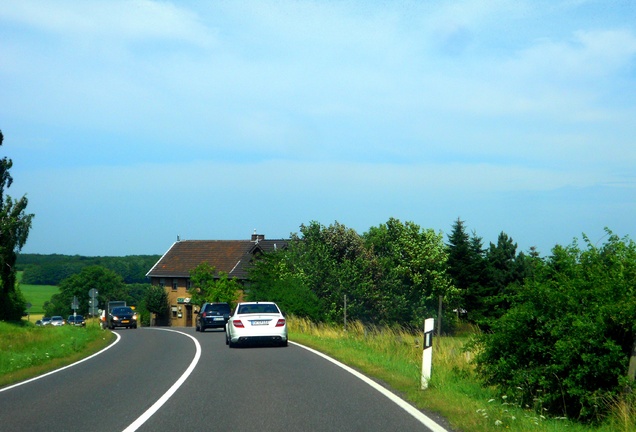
146,233,287,327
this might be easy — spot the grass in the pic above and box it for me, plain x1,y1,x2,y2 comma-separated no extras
0,320,115,388
288,317,635,432
17,272,59,316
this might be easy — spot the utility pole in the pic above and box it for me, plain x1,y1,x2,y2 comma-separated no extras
344,294,347,331
437,295,443,335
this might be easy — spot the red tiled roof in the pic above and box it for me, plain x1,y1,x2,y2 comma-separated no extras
146,239,287,280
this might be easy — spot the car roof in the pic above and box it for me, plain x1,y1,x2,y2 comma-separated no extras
237,301,276,305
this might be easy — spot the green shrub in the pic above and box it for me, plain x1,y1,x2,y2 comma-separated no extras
470,232,636,423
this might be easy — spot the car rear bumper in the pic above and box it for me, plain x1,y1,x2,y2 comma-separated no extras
229,333,288,344
202,320,227,328
111,321,136,328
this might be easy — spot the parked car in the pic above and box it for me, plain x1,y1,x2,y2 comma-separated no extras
50,316,65,326
107,306,137,329
196,302,231,332
225,302,288,347
67,314,86,327
36,317,52,326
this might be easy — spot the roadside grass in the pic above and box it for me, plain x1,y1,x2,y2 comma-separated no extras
288,317,632,432
18,272,59,316
0,320,115,388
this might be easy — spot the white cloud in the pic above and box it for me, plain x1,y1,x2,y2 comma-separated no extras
2,0,635,254
0,0,216,45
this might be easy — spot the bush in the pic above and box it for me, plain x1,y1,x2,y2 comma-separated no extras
470,231,636,423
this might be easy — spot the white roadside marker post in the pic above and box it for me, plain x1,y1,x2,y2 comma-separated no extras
421,318,435,390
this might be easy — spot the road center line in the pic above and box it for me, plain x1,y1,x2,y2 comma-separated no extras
122,328,201,432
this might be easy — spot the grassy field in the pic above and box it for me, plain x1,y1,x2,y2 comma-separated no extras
1,272,110,388
0,321,115,388
288,317,635,432
18,272,59,316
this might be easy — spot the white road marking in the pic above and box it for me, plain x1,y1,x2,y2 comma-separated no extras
292,341,449,432
122,328,201,432
0,331,122,393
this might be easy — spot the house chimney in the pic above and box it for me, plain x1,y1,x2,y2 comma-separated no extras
251,232,265,242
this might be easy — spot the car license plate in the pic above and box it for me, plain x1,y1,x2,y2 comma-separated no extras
122,320,129,324
213,317,223,321
251,320,269,326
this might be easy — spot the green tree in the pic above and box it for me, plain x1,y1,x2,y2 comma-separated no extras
364,218,458,328
247,248,322,320
446,218,486,321
472,232,527,328
45,266,127,317
292,221,382,323
126,283,152,308
0,130,35,320
189,263,240,308
471,230,636,422
144,284,169,325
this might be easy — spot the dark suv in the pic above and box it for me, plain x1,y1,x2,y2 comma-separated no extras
196,302,231,332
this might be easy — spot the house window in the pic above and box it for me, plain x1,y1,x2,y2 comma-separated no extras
186,280,192,291
172,280,178,291
171,305,178,318
159,278,165,288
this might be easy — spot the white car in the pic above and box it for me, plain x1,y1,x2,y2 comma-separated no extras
50,316,65,326
225,302,288,347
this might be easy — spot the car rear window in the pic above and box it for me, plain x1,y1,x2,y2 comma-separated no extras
238,304,279,314
206,304,230,313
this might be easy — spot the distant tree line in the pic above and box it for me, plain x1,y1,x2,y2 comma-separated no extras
17,253,161,285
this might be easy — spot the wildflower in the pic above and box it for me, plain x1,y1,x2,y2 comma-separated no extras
495,420,503,426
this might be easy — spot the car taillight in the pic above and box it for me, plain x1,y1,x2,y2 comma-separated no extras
233,320,244,328
276,319,285,327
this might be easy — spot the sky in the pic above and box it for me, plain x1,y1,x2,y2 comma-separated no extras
1,0,635,257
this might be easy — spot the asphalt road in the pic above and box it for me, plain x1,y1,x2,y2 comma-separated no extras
0,327,448,432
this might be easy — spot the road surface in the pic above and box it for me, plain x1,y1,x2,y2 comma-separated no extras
0,327,448,432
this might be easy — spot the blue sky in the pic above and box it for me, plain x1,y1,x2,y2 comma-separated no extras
1,0,635,257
